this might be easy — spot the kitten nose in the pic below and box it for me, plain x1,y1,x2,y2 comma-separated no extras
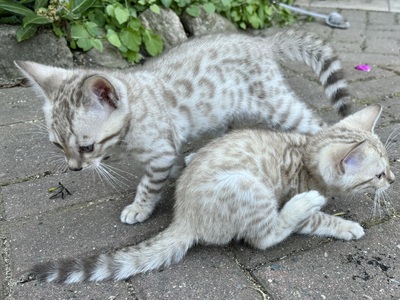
69,167,82,171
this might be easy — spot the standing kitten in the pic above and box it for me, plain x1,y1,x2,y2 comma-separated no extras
16,29,351,225
32,104,394,283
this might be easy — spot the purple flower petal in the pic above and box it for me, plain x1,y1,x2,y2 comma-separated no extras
355,64,371,72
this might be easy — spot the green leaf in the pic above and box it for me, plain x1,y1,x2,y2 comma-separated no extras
34,0,48,10
0,15,19,24
203,3,215,14
120,28,140,51
91,38,103,52
22,15,52,27
70,23,89,39
186,5,199,17
123,50,141,63
85,21,100,37
0,0,35,17
106,28,121,47
248,14,261,28
221,0,231,7
105,4,115,17
142,30,162,56
114,5,129,24
149,4,160,14
264,6,272,16
76,38,93,51
160,0,171,8
52,24,64,37
71,0,97,15
245,5,254,14
16,24,37,41
128,18,141,30
88,9,105,27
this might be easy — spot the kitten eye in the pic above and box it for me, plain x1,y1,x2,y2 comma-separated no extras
52,142,63,149
80,144,94,153
376,172,385,179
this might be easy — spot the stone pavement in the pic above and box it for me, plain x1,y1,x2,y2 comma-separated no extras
1,5,400,300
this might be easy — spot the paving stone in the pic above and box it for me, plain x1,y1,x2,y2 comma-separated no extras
1,167,137,221
11,280,132,300
340,53,400,66
130,246,262,300
0,87,42,126
368,11,397,25
365,38,399,55
252,218,400,299
8,191,173,274
350,76,400,100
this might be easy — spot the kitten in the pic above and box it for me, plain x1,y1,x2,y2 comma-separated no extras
15,29,351,225
32,104,394,283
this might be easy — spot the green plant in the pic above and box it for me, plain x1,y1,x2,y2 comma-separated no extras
0,0,164,62
0,0,296,63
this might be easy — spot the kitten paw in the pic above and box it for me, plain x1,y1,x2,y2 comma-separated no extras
286,191,326,215
120,203,153,224
335,220,365,240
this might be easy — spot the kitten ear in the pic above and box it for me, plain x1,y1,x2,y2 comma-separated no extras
83,75,119,109
14,61,65,99
338,104,382,133
340,141,367,175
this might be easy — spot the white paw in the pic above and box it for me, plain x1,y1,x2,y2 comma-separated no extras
120,203,153,224
335,220,365,240
287,191,326,214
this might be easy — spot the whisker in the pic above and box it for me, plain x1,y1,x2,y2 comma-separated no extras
100,164,133,183
93,165,128,193
384,126,400,148
100,165,130,188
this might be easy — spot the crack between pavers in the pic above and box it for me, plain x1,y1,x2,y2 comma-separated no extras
226,246,275,300
0,170,53,188
377,65,400,77
3,195,122,228
0,118,46,128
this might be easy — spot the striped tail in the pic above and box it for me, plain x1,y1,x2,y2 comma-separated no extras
32,224,195,284
269,29,351,117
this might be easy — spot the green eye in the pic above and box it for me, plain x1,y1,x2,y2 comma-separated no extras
80,144,94,153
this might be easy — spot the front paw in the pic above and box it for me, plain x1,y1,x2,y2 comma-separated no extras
335,220,365,240
120,203,153,224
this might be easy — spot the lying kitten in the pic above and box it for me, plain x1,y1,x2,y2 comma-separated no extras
33,104,394,283
16,29,351,224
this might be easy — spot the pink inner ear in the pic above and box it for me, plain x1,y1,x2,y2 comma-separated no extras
92,79,117,109
343,155,360,169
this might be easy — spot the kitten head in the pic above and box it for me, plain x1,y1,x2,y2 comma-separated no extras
315,104,395,194
15,61,129,171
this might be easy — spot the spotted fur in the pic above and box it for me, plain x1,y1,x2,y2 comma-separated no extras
16,29,352,225
32,105,394,283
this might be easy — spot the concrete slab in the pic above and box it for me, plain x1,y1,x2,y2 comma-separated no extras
130,246,263,300
8,192,173,274
1,156,140,221
252,218,400,299
0,87,42,126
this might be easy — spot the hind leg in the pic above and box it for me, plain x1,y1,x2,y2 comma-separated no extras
247,191,326,249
